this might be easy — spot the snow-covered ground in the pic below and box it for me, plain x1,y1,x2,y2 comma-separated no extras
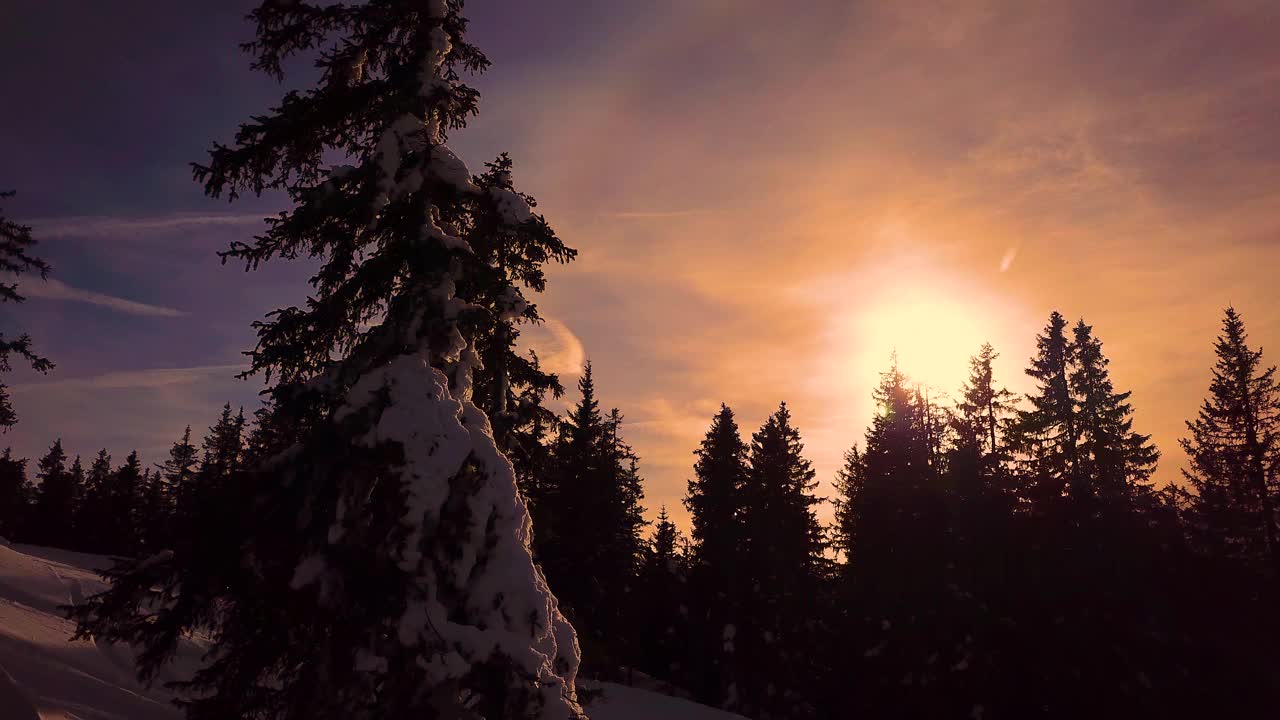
0,540,742,720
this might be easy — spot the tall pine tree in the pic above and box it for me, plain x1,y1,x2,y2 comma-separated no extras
70,3,585,717
1070,320,1159,506
537,363,647,674
949,343,1016,500
103,451,144,555
73,449,113,552
1011,311,1081,507
634,506,689,687
682,403,749,706
1182,307,1280,577
736,402,825,718
31,439,79,547
0,448,31,541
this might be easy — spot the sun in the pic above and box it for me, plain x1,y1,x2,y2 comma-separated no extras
814,261,1032,416
856,295,991,394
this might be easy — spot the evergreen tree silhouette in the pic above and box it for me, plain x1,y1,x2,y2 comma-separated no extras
155,425,199,548
467,154,575,487
32,439,78,547
831,443,865,571
69,3,586,716
950,343,1017,500
1070,319,1159,506
736,402,825,718
73,449,112,551
840,357,966,717
634,506,689,687
683,403,749,706
1182,307,1280,577
0,448,31,541
1012,311,1082,506
0,190,54,429
538,363,647,674
103,451,144,555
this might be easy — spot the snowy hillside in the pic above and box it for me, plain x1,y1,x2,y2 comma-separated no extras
0,540,742,720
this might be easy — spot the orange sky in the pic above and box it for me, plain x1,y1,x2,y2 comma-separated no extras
5,0,1279,533
495,0,1280,527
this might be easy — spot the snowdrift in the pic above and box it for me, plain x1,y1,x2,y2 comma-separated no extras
0,541,742,720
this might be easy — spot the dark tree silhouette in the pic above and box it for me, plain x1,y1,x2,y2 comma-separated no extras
536,363,647,674
735,402,825,718
31,440,77,546
68,2,585,717
0,190,53,429
1182,307,1280,577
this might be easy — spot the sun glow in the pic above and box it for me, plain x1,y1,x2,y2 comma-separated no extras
813,259,1034,421
856,295,991,394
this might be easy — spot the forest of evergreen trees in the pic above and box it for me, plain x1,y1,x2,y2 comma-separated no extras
3,306,1278,718
1,2,1276,718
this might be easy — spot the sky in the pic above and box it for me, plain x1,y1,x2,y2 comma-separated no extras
2,0,1278,530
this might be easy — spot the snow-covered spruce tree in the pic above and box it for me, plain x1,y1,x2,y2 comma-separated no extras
69,2,584,718
0,190,54,429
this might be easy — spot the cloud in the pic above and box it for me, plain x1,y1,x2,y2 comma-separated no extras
9,364,245,393
24,277,187,317
6,364,260,467
604,210,707,219
999,247,1018,272
31,212,265,239
520,315,586,378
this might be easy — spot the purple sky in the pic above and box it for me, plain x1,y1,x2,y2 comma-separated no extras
4,0,1280,529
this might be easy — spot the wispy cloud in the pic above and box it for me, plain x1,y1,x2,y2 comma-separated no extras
24,277,188,317
9,364,246,393
31,212,266,239
7,364,258,467
519,315,586,377
999,246,1018,272
604,210,707,219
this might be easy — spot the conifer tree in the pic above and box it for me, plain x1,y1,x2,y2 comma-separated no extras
831,444,865,571
466,154,574,483
73,449,113,551
32,439,78,547
0,190,54,429
102,451,144,555
685,404,748,579
70,3,584,717
0,448,31,541
634,506,688,686
175,405,246,532
538,363,646,673
1011,311,1081,506
139,467,174,553
156,426,199,545
1070,320,1159,504
736,402,825,717
855,355,937,572
1182,307,1280,576
838,357,986,718
682,403,749,706
950,343,1016,497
